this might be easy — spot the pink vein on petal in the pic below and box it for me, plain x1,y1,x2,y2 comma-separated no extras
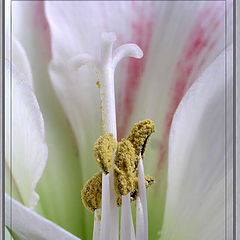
117,1,155,140
157,2,225,170
34,1,52,59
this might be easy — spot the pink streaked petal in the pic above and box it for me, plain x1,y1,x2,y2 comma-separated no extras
157,1,229,169
33,1,52,59
13,1,51,60
161,45,233,239
117,1,156,140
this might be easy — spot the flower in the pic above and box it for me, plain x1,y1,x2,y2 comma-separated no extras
5,1,234,240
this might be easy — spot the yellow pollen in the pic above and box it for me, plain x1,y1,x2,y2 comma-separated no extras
81,119,156,212
144,174,155,188
94,133,117,174
96,81,101,89
116,174,155,206
81,171,102,212
130,174,155,202
114,139,135,195
97,212,101,221
127,119,155,169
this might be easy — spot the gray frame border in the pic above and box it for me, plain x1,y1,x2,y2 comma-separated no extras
1,0,237,240
1,0,5,239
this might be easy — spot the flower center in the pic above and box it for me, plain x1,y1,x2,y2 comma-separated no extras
71,32,154,240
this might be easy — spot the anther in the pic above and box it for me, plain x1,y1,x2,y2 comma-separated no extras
81,171,102,212
94,133,117,174
127,119,155,169
114,139,136,195
116,175,155,206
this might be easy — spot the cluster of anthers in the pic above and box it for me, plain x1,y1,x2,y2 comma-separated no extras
81,119,155,212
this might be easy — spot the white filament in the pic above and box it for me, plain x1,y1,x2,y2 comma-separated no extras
137,155,148,240
100,173,112,240
136,197,144,240
70,32,144,240
121,194,136,240
93,209,101,240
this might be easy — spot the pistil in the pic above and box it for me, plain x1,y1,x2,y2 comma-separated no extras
71,33,143,240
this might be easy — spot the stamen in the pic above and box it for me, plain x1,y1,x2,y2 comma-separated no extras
114,139,135,195
131,175,155,202
136,197,144,240
127,119,155,169
93,209,101,240
144,175,155,188
94,133,117,174
81,172,102,212
137,155,148,240
120,193,136,240
116,175,155,206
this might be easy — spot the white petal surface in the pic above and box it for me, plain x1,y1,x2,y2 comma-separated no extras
5,59,48,208
5,37,33,87
5,0,33,86
5,195,80,240
12,2,90,237
160,46,233,240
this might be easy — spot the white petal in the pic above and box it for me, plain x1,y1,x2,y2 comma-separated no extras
5,0,33,87
11,3,90,236
45,0,103,185
5,195,80,240
160,45,233,240
5,36,33,87
5,59,48,208
116,1,230,139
